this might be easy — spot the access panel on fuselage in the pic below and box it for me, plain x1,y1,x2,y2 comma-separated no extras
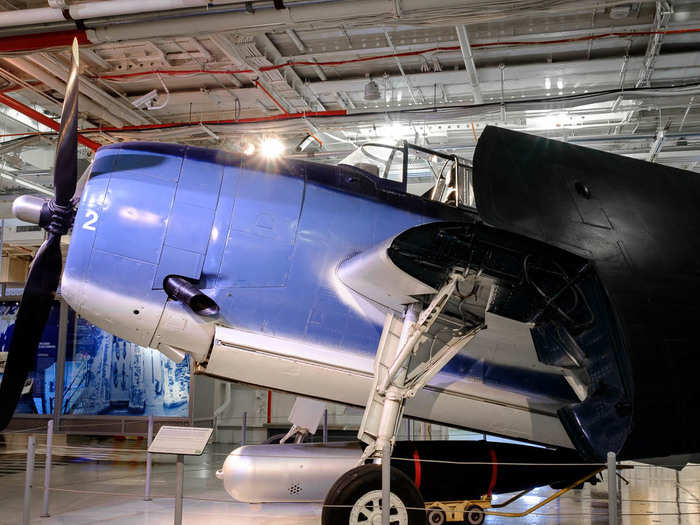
217,163,304,288
153,148,223,289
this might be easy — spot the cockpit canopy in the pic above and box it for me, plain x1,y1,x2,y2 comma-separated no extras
339,141,475,208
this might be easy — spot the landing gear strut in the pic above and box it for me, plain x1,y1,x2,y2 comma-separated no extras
322,269,485,524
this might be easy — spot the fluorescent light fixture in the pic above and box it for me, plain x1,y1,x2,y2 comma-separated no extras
544,77,551,90
379,122,410,140
0,106,52,133
296,134,316,152
0,171,53,196
557,79,564,90
260,137,285,159
131,89,159,109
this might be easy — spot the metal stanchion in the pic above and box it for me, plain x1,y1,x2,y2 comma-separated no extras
382,446,390,525
323,409,328,443
23,435,36,525
145,415,153,501
406,419,411,440
241,412,247,446
41,420,54,517
617,463,623,513
174,454,184,525
608,451,617,525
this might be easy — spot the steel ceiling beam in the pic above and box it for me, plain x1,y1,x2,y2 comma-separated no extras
455,25,483,104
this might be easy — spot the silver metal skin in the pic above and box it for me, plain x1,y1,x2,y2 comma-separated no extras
216,443,362,503
12,194,47,225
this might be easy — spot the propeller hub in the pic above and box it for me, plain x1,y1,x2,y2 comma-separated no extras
12,195,49,226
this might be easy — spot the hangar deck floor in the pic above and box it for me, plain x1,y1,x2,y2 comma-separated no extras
0,438,699,525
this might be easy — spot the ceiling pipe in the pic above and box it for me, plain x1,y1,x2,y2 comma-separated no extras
0,0,212,29
88,0,392,43
0,29,89,54
4,57,126,127
0,92,100,151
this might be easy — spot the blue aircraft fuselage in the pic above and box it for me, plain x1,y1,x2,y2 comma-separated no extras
61,142,576,438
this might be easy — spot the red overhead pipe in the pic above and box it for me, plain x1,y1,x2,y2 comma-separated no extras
79,109,348,133
0,108,349,140
0,29,88,54
0,93,100,151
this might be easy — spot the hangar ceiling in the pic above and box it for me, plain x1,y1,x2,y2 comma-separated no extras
0,0,698,209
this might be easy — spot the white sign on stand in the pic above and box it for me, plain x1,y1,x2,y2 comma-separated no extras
148,426,213,456
148,426,213,525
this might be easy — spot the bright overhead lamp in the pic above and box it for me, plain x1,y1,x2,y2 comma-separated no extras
260,137,285,159
242,142,256,156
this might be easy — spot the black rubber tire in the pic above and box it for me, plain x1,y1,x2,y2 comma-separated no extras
321,464,425,525
427,506,446,525
465,505,485,525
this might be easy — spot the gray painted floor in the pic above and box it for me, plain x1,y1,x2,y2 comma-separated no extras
1,436,699,524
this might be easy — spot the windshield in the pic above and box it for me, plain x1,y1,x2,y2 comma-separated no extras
339,141,474,207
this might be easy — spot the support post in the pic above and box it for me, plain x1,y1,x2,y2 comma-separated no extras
608,451,617,525
241,412,247,446
41,420,54,517
323,409,328,444
145,415,153,501
23,435,36,525
382,446,391,525
174,454,184,525
406,419,411,440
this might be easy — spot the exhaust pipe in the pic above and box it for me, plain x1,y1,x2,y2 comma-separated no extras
163,275,219,317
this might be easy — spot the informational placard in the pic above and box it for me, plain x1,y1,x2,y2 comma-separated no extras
148,426,212,456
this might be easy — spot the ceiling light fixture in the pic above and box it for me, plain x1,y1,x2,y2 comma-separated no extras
364,78,381,101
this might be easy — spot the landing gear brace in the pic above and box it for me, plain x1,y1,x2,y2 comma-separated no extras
322,270,485,525
358,269,484,463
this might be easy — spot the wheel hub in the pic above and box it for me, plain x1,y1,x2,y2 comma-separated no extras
349,489,409,525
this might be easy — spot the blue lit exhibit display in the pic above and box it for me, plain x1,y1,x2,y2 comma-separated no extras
0,301,59,415
0,299,190,418
63,316,190,417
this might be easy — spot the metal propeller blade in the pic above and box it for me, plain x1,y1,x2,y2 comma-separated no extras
54,39,80,207
0,39,80,430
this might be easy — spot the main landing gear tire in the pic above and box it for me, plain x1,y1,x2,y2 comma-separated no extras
321,464,425,525
465,505,485,525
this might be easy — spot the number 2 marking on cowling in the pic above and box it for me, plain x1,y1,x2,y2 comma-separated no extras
83,210,98,231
